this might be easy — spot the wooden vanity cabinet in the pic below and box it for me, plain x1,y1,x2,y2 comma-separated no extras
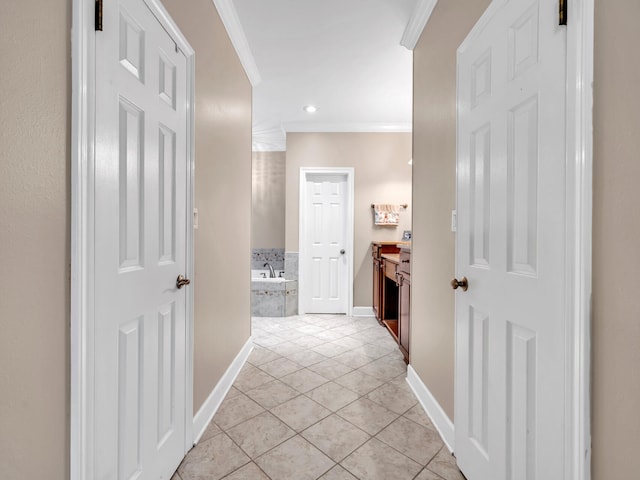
371,242,401,323
397,249,411,362
371,242,411,363
372,256,382,320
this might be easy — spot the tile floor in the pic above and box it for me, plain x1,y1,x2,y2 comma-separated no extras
172,314,465,480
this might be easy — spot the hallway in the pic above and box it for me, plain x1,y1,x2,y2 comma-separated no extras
173,315,463,480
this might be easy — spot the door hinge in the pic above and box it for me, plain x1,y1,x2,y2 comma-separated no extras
95,0,103,31
559,0,567,25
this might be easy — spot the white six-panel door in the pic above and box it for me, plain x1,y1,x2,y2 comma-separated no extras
300,171,351,314
94,0,189,478
455,0,567,479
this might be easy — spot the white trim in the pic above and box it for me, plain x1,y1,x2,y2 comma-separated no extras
352,306,375,317
71,0,196,477
565,1,593,479
71,1,95,477
400,0,438,51
180,1,197,452
406,365,455,452
252,142,288,153
192,338,254,443
283,122,412,134
298,168,355,316
210,0,261,87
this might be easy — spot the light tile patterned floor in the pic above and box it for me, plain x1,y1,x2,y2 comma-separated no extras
173,314,465,480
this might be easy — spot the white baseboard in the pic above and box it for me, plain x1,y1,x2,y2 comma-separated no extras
192,337,254,444
406,364,455,453
352,306,375,317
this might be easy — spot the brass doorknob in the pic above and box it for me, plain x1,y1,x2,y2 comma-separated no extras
176,274,191,289
451,277,468,292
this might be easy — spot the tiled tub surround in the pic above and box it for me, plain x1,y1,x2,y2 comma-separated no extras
252,248,285,271
252,249,298,316
284,251,299,281
251,278,298,317
173,314,464,480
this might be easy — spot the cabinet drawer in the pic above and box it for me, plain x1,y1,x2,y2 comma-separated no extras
399,251,410,275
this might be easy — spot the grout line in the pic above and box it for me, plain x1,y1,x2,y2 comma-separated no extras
209,315,441,480
223,413,296,463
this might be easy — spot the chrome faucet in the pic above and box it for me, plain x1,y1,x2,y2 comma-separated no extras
264,262,276,278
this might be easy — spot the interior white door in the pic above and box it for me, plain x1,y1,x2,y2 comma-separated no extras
94,0,189,478
455,0,566,479
301,172,349,314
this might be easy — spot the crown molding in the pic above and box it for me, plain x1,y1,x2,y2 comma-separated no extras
252,127,287,152
400,0,438,50
252,122,413,152
211,0,262,86
283,122,412,133
252,141,287,152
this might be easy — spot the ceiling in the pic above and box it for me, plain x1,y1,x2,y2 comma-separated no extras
232,0,420,151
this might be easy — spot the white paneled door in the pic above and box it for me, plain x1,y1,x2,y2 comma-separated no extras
94,0,189,478
300,171,352,314
455,0,566,479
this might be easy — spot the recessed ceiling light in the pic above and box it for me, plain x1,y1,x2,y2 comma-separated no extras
303,105,317,113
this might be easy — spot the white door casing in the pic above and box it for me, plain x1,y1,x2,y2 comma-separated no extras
455,0,571,479
299,168,354,315
71,0,195,478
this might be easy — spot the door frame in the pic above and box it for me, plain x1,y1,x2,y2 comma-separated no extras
298,167,355,316
70,0,196,478
454,0,593,479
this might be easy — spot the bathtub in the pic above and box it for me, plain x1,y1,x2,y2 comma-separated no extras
252,277,288,283
251,270,297,317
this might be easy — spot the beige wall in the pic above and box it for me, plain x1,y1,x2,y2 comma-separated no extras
286,133,412,307
0,0,251,477
592,0,640,476
411,0,490,420
252,151,286,249
0,0,70,478
163,0,252,412
412,0,640,477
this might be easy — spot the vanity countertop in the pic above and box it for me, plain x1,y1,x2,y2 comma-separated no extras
372,241,410,246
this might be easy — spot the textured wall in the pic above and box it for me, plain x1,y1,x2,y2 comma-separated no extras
285,132,412,308
163,0,252,412
252,151,286,249
0,0,70,478
411,0,490,420
591,0,640,476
